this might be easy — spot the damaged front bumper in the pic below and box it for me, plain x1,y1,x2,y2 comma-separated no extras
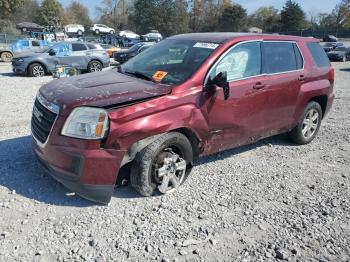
32,137,126,204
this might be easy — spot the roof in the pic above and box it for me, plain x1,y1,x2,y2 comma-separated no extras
168,32,315,43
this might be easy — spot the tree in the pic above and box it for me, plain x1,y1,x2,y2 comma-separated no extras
132,0,189,36
0,0,24,19
218,4,247,32
64,1,92,29
96,0,133,30
35,0,64,27
13,0,40,23
280,0,306,31
249,6,280,32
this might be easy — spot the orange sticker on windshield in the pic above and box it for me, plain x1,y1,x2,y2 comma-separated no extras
152,71,168,82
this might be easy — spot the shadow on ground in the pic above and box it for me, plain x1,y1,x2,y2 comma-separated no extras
0,134,293,206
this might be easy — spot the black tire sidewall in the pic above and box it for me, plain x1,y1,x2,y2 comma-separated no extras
291,102,323,144
88,60,102,72
131,132,193,196
28,63,45,77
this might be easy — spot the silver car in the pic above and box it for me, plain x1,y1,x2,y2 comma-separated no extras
12,42,110,77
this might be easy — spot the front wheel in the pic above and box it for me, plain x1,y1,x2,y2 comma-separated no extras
130,132,193,197
288,101,322,145
28,63,45,77
342,56,347,62
87,60,102,73
77,30,83,36
95,29,100,35
1,51,13,62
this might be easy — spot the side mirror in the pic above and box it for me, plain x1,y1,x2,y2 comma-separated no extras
205,71,230,100
48,49,56,56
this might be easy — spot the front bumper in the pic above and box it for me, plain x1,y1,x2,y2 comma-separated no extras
32,136,126,204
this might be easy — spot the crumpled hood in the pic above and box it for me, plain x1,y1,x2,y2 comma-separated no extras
39,69,172,115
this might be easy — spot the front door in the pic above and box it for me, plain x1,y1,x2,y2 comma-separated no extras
201,41,269,154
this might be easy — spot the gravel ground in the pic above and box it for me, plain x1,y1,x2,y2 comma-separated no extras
0,62,349,262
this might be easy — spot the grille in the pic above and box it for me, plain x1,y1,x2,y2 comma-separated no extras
31,99,57,144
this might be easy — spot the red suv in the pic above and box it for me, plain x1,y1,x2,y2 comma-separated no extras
31,33,334,203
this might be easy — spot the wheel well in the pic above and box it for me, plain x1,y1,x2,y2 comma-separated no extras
309,95,328,118
174,128,201,158
27,62,47,74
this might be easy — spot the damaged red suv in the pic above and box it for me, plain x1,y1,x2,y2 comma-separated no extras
32,33,334,203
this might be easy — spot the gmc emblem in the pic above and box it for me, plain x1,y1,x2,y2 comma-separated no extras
33,106,43,122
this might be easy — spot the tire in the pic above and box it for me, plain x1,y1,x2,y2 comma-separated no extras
130,132,193,197
95,29,100,35
342,56,346,62
28,63,46,77
288,101,323,145
87,60,103,73
77,30,83,36
122,34,126,38
1,52,13,62
110,30,114,34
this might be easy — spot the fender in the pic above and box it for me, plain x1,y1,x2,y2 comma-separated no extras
293,79,330,124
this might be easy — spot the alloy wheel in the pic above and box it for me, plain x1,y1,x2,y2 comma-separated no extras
302,109,319,139
89,62,102,72
153,149,187,194
32,65,45,77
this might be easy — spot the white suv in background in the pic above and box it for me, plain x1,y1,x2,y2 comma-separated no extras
64,24,85,35
91,24,115,35
118,30,140,39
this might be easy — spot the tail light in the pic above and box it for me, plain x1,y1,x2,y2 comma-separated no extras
330,65,335,83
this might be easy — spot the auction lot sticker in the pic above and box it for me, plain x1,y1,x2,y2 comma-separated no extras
152,71,168,82
193,42,219,49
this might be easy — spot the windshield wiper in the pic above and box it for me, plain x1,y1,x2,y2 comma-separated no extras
124,70,154,82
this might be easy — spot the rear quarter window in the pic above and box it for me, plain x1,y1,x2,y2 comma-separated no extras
307,42,330,67
262,42,297,74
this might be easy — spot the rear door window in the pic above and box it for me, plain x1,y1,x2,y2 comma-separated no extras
72,43,87,51
262,42,297,74
307,42,331,67
32,41,40,47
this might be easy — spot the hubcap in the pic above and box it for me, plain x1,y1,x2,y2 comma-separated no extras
90,62,102,72
302,109,319,139
33,65,44,77
154,149,187,194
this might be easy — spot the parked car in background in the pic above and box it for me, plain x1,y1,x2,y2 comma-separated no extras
0,47,14,62
91,24,115,35
100,44,121,57
113,42,154,63
327,46,350,62
12,42,110,77
118,30,140,39
65,24,85,36
16,22,44,33
323,35,338,42
142,30,162,42
322,42,343,53
10,39,49,53
31,33,334,203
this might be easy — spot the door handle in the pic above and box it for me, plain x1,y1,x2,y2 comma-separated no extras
298,75,306,81
253,82,266,90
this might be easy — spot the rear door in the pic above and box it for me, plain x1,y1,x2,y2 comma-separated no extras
259,41,305,133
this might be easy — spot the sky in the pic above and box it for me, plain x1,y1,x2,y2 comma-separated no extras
58,0,337,19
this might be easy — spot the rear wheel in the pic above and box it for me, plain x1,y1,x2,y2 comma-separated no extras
28,63,45,77
77,30,83,36
1,51,13,62
288,101,322,145
87,60,103,73
342,56,347,62
130,132,193,197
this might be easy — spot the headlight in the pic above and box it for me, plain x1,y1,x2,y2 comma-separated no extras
61,107,109,140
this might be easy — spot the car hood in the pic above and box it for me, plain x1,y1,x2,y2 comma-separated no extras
328,51,345,55
39,69,172,115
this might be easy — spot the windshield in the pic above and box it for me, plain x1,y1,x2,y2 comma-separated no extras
120,39,218,85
